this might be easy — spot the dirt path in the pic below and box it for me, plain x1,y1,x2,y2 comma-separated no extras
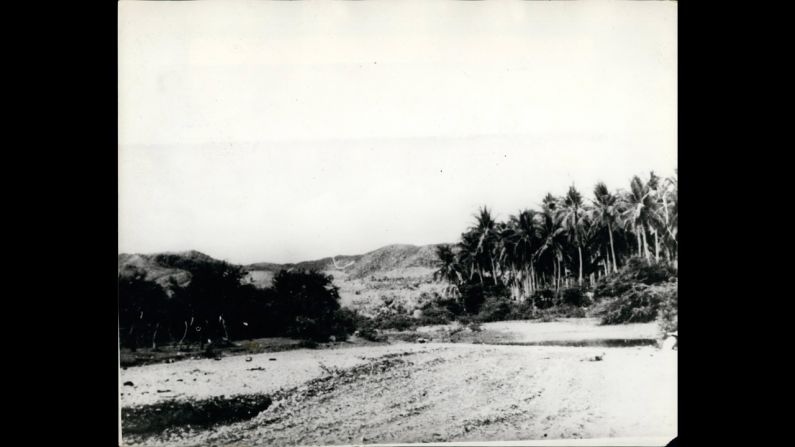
122,343,676,446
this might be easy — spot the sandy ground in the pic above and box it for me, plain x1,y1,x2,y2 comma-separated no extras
451,318,662,342
120,320,676,446
120,344,441,407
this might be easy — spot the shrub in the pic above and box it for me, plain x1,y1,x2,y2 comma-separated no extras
594,258,677,299
530,289,556,310
594,281,677,325
417,305,455,325
657,288,678,333
437,297,465,316
374,313,415,331
357,326,386,342
328,308,360,339
630,259,677,284
505,300,534,320
561,287,589,307
417,297,460,325
530,304,587,321
459,283,486,314
476,296,513,322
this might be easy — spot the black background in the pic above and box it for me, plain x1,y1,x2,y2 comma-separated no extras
13,1,770,445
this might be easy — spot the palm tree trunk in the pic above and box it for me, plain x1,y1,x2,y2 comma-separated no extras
152,322,160,350
636,225,642,257
608,222,618,273
554,259,559,291
642,227,650,261
552,260,557,291
577,246,584,285
221,316,230,341
653,229,660,262
178,320,188,347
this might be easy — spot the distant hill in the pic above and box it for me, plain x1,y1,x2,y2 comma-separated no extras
118,243,451,314
117,250,226,289
242,244,442,279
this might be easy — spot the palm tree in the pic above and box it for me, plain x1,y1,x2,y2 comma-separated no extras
591,182,622,273
557,186,589,284
622,176,652,261
470,206,500,286
657,170,678,264
504,209,543,309
458,231,483,286
496,221,520,299
433,244,463,298
645,172,666,262
538,197,566,292
429,169,677,307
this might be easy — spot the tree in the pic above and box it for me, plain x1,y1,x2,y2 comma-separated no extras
557,186,590,284
591,182,622,273
622,175,655,262
469,206,501,286
537,196,567,292
657,170,678,265
504,209,542,303
433,244,463,299
118,270,170,350
270,269,345,341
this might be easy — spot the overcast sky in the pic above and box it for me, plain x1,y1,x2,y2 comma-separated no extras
118,1,677,265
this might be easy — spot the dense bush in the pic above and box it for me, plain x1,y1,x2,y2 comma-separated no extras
356,325,386,342
417,305,455,325
561,287,590,307
530,289,556,309
458,283,486,314
594,257,676,299
416,296,462,325
476,296,514,322
119,265,358,347
534,304,587,320
593,281,677,325
460,282,511,315
505,299,541,320
657,287,678,333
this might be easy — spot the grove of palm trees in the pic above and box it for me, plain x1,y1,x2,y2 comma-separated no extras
434,170,678,327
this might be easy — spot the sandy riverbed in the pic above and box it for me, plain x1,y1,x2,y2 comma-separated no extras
120,320,676,446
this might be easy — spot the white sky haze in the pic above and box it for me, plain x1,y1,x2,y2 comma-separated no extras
118,1,677,265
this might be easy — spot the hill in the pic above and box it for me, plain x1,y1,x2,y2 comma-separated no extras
117,250,226,289
119,244,450,315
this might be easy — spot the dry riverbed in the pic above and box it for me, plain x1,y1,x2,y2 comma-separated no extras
120,320,676,446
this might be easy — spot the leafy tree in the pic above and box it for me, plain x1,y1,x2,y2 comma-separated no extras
118,270,170,350
270,270,345,341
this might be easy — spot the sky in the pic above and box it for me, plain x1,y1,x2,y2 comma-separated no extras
118,1,677,265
